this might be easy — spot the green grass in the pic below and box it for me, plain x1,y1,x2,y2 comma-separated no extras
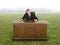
0,13,60,45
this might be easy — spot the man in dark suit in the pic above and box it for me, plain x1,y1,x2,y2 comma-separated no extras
22,9,38,21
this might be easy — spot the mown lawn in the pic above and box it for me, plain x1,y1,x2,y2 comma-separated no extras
0,13,60,45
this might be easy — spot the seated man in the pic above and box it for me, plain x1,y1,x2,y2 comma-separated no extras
22,9,38,22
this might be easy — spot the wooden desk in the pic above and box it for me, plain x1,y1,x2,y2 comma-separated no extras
12,20,48,40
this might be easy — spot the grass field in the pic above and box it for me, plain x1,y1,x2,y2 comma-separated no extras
0,13,60,45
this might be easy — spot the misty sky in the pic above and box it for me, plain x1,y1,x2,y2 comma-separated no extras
0,0,60,11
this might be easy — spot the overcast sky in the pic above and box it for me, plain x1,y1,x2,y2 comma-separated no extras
0,0,60,11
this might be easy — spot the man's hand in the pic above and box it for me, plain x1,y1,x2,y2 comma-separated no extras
34,19,38,22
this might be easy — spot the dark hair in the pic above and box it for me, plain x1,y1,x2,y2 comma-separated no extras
26,9,30,11
25,9,30,14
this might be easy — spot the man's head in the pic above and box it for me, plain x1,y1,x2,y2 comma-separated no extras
26,9,31,15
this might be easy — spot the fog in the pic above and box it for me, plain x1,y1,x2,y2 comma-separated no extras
0,0,60,13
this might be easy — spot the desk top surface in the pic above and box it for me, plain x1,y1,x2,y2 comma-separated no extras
12,20,48,24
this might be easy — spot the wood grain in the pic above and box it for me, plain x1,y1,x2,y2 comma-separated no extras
12,20,48,40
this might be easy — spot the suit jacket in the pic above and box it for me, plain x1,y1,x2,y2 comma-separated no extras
22,12,38,21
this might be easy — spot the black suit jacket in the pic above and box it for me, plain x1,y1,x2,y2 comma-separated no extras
22,12,38,21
